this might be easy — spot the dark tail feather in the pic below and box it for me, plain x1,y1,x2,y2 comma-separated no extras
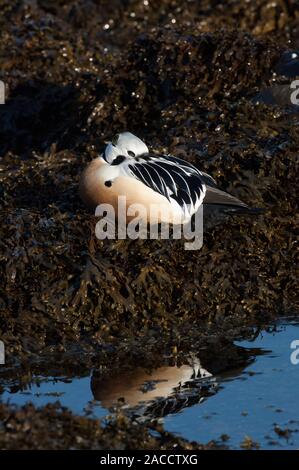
203,186,263,214
204,186,248,208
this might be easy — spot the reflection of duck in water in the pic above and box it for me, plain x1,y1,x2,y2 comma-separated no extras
91,344,259,419
91,359,216,417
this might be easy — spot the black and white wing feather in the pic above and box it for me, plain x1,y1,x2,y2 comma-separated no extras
118,153,208,217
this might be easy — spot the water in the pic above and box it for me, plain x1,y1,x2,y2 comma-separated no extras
164,320,299,449
2,375,107,419
1,319,298,449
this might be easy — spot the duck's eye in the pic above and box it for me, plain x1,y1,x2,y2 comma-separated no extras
128,150,135,157
111,134,119,146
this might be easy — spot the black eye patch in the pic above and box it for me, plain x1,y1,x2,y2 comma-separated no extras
105,180,112,187
111,155,126,165
128,150,135,157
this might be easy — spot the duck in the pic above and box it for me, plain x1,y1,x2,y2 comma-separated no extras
79,132,251,224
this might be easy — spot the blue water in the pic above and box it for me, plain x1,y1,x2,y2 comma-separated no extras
1,319,299,449
2,375,107,419
164,321,299,449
